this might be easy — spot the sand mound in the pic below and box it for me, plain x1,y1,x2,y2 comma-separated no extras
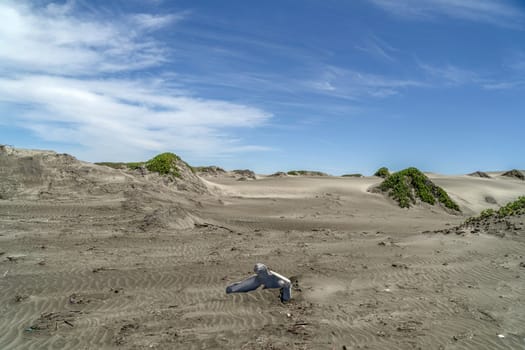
97,153,209,194
501,169,525,180
287,170,329,176
232,169,256,180
195,167,257,181
0,146,205,230
194,166,227,177
0,146,208,199
468,171,491,178
374,167,460,212
161,157,209,194
269,171,288,177
438,213,525,241
0,146,120,200
436,196,525,241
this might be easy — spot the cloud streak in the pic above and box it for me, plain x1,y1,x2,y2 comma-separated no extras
355,35,399,62
418,63,480,85
307,66,424,100
368,0,525,28
418,62,525,90
131,13,187,31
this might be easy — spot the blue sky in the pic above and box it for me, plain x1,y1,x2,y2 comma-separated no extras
1,0,524,175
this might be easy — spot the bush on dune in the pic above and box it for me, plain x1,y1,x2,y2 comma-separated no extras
287,170,327,176
96,162,145,170
374,167,390,178
145,152,182,177
96,153,188,177
378,167,460,211
465,196,525,225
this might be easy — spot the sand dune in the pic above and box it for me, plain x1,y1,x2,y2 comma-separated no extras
1,148,525,349
431,174,525,215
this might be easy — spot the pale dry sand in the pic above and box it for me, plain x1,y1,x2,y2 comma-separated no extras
1,149,525,349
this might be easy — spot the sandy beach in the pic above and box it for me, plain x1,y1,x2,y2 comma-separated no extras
1,148,525,349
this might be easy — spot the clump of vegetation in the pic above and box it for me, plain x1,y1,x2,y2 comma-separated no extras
193,166,226,174
269,171,288,177
498,196,525,216
465,196,525,225
145,152,182,177
501,169,525,180
126,162,145,170
95,162,124,169
96,152,193,178
287,170,328,176
374,167,390,178
233,169,256,179
96,162,144,170
378,167,460,211
342,173,363,178
287,170,304,176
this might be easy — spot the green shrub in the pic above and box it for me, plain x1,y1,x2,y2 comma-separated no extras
126,162,145,170
479,208,495,219
95,162,126,169
379,167,460,211
96,162,144,170
342,173,363,177
287,170,327,176
497,196,525,217
145,152,181,177
374,167,390,178
464,196,525,225
96,152,191,178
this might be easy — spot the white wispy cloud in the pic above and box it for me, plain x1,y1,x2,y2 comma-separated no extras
0,1,272,161
355,35,398,61
417,62,525,90
309,60,524,97
506,52,525,72
131,13,186,31
307,66,424,100
418,63,480,85
0,1,170,75
368,0,524,28
0,75,271,161
482,81,525,90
